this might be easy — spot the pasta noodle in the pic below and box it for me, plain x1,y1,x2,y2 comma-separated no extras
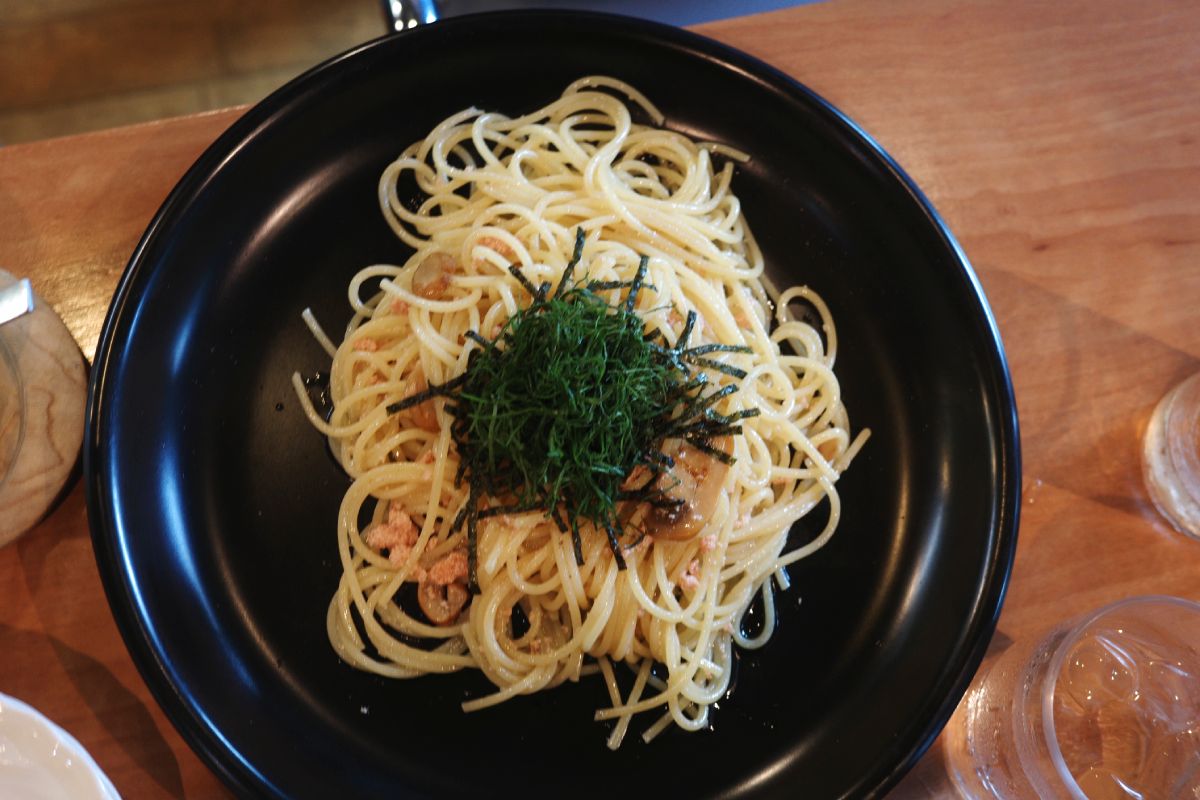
293,77,868,747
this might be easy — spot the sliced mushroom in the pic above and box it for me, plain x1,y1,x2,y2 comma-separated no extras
417,580,470,626
647,437,731,541
412,252,459,299
403,368,440,433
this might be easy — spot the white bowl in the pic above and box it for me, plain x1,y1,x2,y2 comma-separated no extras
0,693,120,799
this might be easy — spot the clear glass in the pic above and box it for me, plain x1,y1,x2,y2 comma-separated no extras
1144,372,1200,539
944,596,1200,799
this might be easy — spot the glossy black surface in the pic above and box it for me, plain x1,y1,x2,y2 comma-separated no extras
86,12,1019,800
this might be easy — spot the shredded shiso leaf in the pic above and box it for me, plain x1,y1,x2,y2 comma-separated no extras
387,230,757,589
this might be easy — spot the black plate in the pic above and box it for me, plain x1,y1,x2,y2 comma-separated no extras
86,11,1019,800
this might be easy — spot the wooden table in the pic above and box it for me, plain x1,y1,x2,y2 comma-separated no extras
2,0,1198,796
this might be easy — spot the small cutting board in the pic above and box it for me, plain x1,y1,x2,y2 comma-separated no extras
0,271,86,547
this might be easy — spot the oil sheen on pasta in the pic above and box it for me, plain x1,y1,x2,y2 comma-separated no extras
293,76,868,749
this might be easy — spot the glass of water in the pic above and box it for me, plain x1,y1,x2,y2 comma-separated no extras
1144,372,1200,540
944,595,1200,799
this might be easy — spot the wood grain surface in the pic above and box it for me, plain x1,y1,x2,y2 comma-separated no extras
0,0,381,144
1,0,1198,797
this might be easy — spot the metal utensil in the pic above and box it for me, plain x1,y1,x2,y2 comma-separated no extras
382,0,439,30
0,279,34,326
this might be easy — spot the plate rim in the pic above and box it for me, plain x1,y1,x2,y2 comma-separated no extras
0,692,121,800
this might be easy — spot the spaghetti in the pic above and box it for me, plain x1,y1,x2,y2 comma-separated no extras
293,76,868,748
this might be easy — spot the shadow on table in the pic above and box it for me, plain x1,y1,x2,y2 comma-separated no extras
0,624,185,798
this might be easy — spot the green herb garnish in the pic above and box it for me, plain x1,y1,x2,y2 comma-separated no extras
391,230,756,590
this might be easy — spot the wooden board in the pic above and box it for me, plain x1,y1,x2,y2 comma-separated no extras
0,270,86,546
